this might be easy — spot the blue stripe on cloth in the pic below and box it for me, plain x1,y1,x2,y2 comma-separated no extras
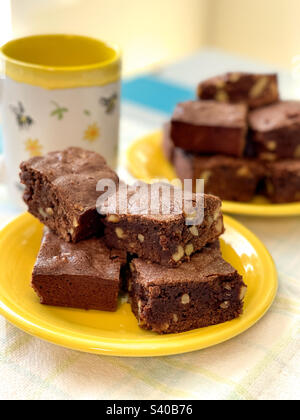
122,75,195,115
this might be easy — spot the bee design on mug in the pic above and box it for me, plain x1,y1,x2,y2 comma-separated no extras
10,102,34,129
100,93,118,114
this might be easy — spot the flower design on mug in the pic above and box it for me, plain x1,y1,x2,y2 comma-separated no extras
83,123,100,143
50,101,69,120
25,138,43,157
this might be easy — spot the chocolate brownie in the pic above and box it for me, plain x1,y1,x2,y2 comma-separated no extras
99,182,224,267
264,160,300,203
198,72,279,109
170,101,248,157
20,147,118,243
129,241,246,334
249,101,300,161
32,229,126,311
173,148,265,202
162,122,174,161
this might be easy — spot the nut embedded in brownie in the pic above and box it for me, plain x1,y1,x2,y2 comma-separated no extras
129,241,247,334
20,147,119,243
32,229,126,311
264,160,300,203
198,72,279,109
249,101,300,161
170,100,248,157
99,182,224,267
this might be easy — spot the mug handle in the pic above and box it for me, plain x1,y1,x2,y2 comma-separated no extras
0,76,4,183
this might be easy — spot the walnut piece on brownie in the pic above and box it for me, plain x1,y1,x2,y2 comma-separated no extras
99,182,224,267
129,241,247,334
20,147,119,243
32,229,126,311
264,160,300,203
173,148,266,202
198,72,279,109
249,101,300,161
170,100,248,157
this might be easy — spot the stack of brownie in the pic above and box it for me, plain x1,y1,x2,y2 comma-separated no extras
163,72,300,203
20,147,126,312
20,147,246,334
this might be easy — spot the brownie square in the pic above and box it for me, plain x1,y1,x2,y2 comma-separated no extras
170,101,248,157
32,229,126,311
264,160,300,203
20,147,119,243
100,182,224,267
173,148,265,202
249,101,300,161
198,72,279,109
129,241,247,334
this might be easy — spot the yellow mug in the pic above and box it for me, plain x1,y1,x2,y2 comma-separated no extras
0,34,121,208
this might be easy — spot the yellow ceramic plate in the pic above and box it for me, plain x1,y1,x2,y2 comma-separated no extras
127,131,300,217
0,213,277,357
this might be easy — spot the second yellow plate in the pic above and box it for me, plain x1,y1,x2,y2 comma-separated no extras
127,131,300,217
0,213,277,357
